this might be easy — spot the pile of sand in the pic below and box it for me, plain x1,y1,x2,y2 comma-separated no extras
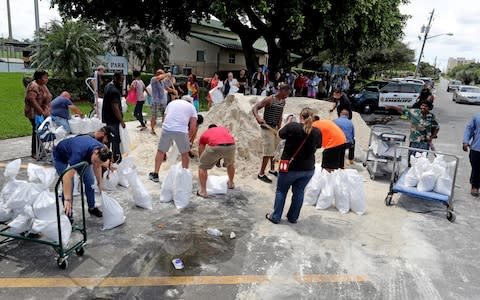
128,94,371,177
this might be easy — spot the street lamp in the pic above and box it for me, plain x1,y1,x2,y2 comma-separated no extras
414,31,454,78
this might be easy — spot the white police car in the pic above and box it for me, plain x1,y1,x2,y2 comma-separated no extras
378,82,422,108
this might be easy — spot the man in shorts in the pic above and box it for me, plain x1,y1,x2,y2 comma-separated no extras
312,117,347,171
150,69,171,135
196,124,236,198
148,97,198,182
252,83,290,183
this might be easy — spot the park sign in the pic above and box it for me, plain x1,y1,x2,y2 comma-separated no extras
94,53,128,75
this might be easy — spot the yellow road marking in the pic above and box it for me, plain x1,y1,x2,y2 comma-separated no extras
0,274,367,288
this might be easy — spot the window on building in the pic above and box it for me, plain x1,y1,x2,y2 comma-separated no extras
228,53,236,64
196,50,205,62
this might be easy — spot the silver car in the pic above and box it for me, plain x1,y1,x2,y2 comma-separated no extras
447,80,462,92
453,85,480,104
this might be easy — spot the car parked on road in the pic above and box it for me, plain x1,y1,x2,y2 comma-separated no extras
453,85,480,104
447,80,462,92
352,81,422,114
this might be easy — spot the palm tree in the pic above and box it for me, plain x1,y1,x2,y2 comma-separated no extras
128,27,170,72
30,20,103,78
101,20,131,57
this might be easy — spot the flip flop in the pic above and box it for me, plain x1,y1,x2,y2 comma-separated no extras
265,213,279,224
196,191,208,198
227,182,235,189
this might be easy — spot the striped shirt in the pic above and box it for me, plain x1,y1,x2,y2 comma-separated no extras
264,95,285,128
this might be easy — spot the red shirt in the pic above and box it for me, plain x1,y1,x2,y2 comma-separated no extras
199,126,235,146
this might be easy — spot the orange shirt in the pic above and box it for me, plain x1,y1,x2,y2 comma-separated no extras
312,120,346,149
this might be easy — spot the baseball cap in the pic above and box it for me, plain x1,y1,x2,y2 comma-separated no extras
102,126,115,142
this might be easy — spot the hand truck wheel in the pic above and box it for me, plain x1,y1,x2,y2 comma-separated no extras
75,247,85,256
447,211,456,223
57,257,68,270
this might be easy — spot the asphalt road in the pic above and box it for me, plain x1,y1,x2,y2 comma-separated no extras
0,78,479,299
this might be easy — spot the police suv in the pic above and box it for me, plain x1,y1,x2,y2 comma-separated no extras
352,81,423,114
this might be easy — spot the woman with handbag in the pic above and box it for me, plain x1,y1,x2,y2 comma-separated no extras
266,107,322,224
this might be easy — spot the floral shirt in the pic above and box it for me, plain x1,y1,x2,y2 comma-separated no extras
403,107,439,142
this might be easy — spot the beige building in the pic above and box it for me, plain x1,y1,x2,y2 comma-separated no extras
165,19,268,77
447,57,476,72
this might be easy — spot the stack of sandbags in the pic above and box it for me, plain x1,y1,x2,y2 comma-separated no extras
403,153,454,195
160,162,192,209
304,167,366,215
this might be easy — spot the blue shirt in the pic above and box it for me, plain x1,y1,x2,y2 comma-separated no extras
334,115,355,144
150,77,166,104
51,96,73,119
463,113,480,152
53,135,103,165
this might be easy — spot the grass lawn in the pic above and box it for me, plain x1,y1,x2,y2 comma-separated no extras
0,73,31,139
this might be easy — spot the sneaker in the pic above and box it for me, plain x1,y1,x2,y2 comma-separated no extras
149,172,159,182
268,170,278,177
88,207,103,218
257,174,272,183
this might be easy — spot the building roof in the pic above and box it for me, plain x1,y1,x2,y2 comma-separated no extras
191,32,267,54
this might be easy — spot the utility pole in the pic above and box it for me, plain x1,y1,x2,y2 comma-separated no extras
34,0,40,32
7,0,12,40
414,9,435,78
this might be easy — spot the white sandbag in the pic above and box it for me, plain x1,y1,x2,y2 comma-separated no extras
4,159,21,178
54,125,67,140
173,167,192,209
346,170,365,215
103,169,120,191
119,126,131,154
90,117,104,132
316,170,334,210
38,215,72,248
417,169,438,192
209,89,224,105
0,204,13,222
160,163,180,203
7,208,33,234
69,117,82,134
228,85,239,95
304,166,323,206
434,175,452,196
121,97,128,113
125,169,152,210
1,179,27,205
116,156,136,188
101,192,126,230
206,175,228,195
5,182,35,209
334,170,350,214
32,190,57,221
403,167,419,187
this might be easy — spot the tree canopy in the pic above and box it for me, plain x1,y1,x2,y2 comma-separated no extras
51,0,408,73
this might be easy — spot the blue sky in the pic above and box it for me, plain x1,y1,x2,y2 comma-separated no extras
0,0,477,71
